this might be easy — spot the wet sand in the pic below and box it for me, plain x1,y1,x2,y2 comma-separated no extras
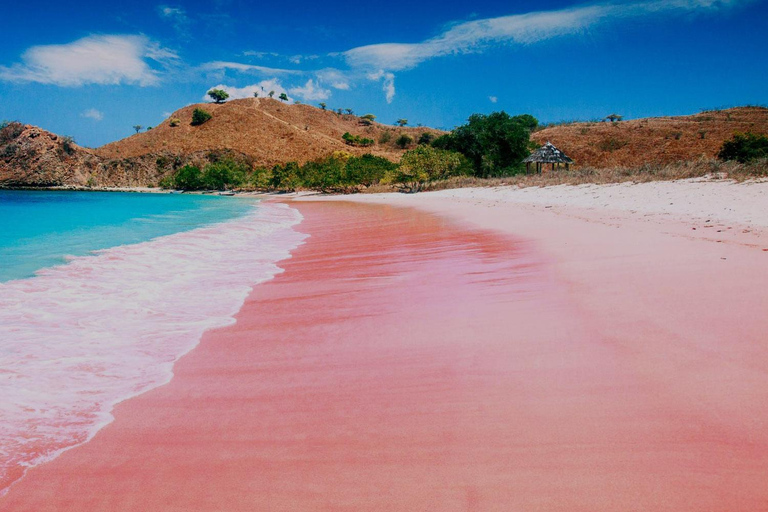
3,198,768,511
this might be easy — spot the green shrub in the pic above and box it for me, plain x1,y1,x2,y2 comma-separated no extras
718,132,768,163
171,165,204,190
169,118,181,127
396,146,470,192
345,154,397,186
270,162,301,190
378,131,393,144
342,132,374,147
201,160,246,190
418,132,435,145
191,108,212,126
395,134,413,149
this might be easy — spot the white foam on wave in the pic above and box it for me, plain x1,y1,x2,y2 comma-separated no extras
0,201,306,495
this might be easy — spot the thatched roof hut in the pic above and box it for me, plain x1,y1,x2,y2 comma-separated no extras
523,142,573,173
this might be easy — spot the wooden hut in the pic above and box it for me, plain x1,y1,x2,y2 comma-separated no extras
524,142,573,174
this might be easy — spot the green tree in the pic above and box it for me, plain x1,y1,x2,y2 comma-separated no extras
253,91,259,98
268,91,275,98
171,165,203,190
201,159,246,190
207,88,230,103
396,146,469,192
396,119,408,127
133,125,143,133
279,92,289,102
361,113,376,124
718,132,768,163
270,161,301,190
418,132,435,145
395,133,413,149
605,114,623,123
191,108,212,126
319,102,327,110
345,108,354,115
440,111,538,177
345,154,396,186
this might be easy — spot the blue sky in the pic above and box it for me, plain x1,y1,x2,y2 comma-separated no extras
1,0,766,147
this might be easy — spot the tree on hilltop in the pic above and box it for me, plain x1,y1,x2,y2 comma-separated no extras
360,114,376,126
605,114,623,123
319,102,327,110
345,108,354,115
268,91,275,98
396,118,408,127
207,89,230,104
133,125,143,134
279,92,289,102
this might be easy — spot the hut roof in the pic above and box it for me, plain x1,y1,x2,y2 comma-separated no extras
523,142,573,164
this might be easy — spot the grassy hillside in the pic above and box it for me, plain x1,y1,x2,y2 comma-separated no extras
531,106,768,169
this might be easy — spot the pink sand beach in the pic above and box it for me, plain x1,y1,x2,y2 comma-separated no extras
2,184,768,511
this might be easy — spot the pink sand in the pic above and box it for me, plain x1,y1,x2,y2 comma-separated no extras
2,199,767,511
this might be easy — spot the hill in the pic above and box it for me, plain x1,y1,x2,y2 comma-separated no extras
97,98,438,166
2,103,766,189
531,106,768,168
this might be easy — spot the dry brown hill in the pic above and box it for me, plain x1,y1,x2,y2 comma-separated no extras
531,106,768,168
97,98,440,166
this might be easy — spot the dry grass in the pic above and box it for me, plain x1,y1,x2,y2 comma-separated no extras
360,158,768,194
96,98,442,168
532,107,768,169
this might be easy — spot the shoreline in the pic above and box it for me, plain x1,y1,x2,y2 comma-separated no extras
2,181,768,509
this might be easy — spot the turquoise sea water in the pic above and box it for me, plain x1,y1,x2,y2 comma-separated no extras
0,190,256,282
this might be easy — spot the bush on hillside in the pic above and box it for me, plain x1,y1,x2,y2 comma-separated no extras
718,132,768,163
191,108,212,126
342,132,374,147
418,132,435,145
169,118,181,127
395,133,413,149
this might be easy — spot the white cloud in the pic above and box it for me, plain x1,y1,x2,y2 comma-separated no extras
201,61,302,76
203,80,291,101
489,96,498,103
343,0,750,71
288,79,330,101
0,35,178,86
80,108,104,121
158,5,190,34
315,68,351,90
368,70,396,103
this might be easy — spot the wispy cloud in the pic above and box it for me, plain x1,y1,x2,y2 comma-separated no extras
367,71,396,104
0,35,178,87
158,5,191,36
199,0,749,104
489,96,498,103
343,0,749,71
80,108,104,121
201,61,304,76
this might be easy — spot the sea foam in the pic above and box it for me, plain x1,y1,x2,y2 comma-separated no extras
0,201,306,495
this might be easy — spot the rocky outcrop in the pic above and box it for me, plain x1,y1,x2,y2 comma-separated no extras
0,123,102,187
